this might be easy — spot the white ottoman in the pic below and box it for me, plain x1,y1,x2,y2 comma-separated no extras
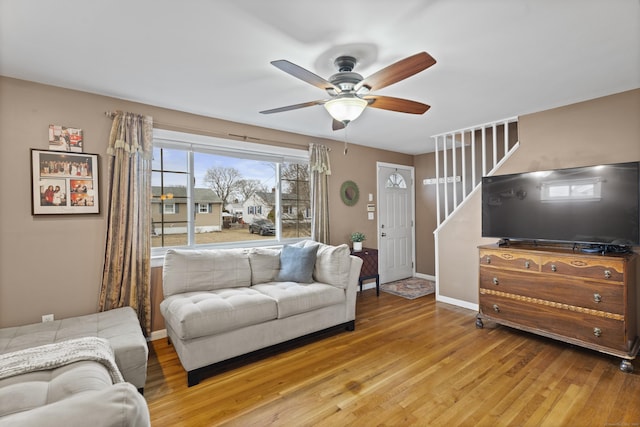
0,307,148,390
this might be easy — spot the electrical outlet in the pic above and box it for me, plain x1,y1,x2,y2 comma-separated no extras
42,314,54,322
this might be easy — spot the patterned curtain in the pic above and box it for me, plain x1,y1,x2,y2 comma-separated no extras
99,112,153,335
309,144,331,244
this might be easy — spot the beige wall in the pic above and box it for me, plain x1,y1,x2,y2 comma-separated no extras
4,74,634,328
328,143,413,247
0,76,411,328
414,152,437,275
435,89,640,305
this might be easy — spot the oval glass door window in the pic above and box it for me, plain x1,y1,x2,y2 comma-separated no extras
386,172,407,188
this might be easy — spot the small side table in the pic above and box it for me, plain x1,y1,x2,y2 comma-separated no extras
350,247,380,296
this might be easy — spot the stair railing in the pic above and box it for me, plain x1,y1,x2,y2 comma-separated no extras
432,117,519,228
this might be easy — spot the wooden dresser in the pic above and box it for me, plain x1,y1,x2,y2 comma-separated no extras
477,243,639,372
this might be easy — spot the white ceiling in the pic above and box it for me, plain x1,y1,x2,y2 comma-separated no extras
1,0,638,155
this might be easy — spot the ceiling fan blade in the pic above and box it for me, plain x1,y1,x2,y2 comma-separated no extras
259,100,325,114
363,95,431,114
355,52,436,93
271,60,341,94
332,119,346,131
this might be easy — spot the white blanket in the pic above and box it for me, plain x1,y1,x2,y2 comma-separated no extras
0,336,124,384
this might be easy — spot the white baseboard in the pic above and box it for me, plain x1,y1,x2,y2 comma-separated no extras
415,272,436,282
358,282,378,291
435,294,478,312
149,329,167,342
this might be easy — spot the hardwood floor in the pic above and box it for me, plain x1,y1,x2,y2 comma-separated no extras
145,289,640,426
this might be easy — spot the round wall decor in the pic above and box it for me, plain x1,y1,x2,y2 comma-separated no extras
340,180,360,206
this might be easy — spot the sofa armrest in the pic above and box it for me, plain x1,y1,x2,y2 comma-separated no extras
344,255,363,320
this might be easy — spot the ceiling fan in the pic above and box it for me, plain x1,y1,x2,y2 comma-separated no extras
259,52,436,130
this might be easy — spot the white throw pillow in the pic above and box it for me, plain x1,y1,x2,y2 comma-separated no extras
248,247,281,285
313,243,351,289
163,248,251,296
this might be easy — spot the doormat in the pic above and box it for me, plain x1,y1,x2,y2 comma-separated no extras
380,277,435,300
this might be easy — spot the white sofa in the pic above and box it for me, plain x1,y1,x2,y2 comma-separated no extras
161,240,363,386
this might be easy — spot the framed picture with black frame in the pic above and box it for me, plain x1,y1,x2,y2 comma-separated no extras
30,149,100,215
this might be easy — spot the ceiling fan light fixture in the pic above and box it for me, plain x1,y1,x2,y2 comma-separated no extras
324,96,367,123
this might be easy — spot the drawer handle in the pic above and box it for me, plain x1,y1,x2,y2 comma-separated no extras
604,270,611,279
492,277,499,285
524,261,530,269
551,264,557,272
593,293,602,303
486,256,491,264
492,304,500,313
593,327,602,338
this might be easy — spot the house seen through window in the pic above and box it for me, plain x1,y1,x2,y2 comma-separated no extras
151,130,311,251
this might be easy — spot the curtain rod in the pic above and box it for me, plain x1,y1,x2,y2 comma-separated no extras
104,110,313,151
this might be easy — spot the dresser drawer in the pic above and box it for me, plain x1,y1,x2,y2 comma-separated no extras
540,256,624,282
479,249,540,272
479,267,625,314
479,293,629,352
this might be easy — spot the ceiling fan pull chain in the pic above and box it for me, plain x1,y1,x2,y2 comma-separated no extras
343,127,349,155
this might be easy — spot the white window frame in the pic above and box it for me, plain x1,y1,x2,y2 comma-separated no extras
163,203,176,214
152,129,309,260
198,203,209,214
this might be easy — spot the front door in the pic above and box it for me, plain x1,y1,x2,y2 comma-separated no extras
377,163,414,283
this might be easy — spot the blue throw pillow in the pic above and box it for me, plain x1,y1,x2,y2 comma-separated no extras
276,244,317,283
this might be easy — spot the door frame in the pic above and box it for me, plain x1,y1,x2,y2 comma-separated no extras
376,162,416,283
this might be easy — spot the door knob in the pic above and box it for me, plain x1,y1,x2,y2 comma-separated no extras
381,232,387,237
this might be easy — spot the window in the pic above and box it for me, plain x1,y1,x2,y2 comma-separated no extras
281,163,311,238
152,129,310,252
386,172,407,189
541,177,602,202
247,205,263,215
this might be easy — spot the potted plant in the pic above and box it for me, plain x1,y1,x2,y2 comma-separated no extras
351,232,366,252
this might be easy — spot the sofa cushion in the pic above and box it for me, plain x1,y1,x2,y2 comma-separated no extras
160,288,278,340
313,243,352,289
275,244,317,283
252,282,345,319
163,248,251,297
0,360,113,418
248,247,281,285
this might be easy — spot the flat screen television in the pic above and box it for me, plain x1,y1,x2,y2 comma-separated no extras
482,161,640,249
